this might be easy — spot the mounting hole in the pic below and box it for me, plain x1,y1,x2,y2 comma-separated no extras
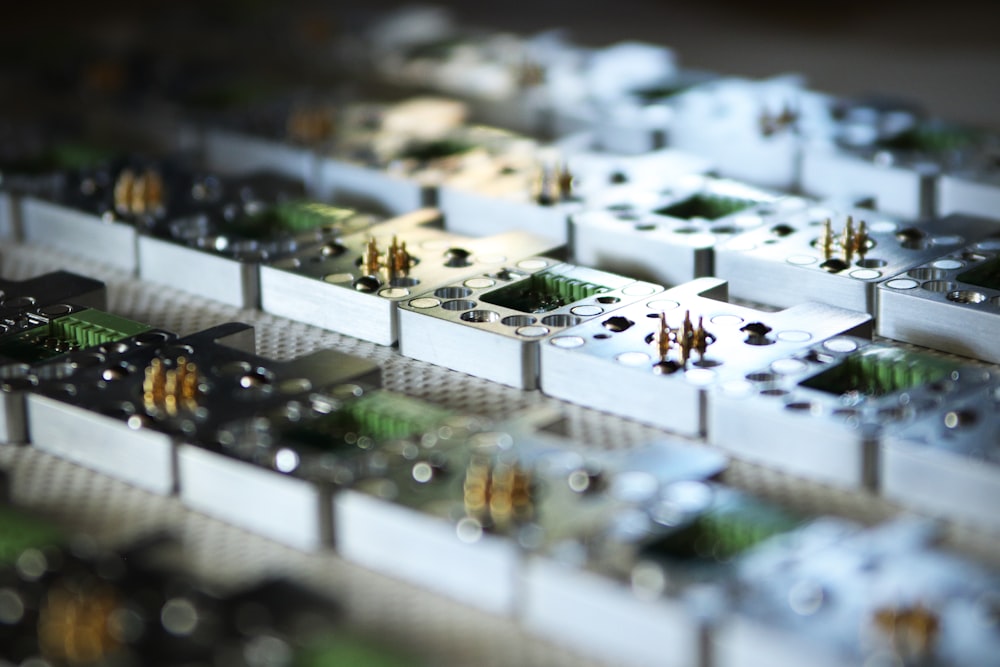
461,310,500,323
597,296,621,305
442,299,477,311
435,286,472,299
907,267,944,280
856,258,887,268
550,336,585,348
947,290,987,304
516,325,550,337
502,315,537,327
390,277,420,288
542,314,581,328
409,297,440,309
921,280,956,293
746,372,776,383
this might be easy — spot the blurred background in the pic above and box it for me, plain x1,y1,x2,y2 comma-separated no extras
5,0,999,128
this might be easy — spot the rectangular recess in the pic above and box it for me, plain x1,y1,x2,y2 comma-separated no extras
655,193,759,221
480,271,611,314
800,348,952,398
957,255,1000,291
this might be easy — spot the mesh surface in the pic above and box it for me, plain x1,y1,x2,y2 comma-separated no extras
2,239,999,666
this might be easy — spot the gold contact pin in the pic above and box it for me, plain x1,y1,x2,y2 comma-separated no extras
363,237,380,276
693,315,717,362
821,218,833,260
114,168,135,215
557,161,573,200
657,312,672,361
855,219,869,258
843,215,855,264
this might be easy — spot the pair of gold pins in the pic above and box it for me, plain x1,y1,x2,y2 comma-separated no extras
655,310,716,366
362,235,413,279
819,215,870,263
113,168,164,217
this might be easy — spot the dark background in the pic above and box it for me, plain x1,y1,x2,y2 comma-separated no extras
5,0,1000,129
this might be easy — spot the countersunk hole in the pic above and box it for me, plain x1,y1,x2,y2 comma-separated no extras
947,290,987,304
390,277,420,287
435,286,473,299
442,299,477,311
907,267,945,280
542,314,581,328
444,247,473,268
461,310,500,323
746,372,776,383
819,258,850,273
593,333,611,339
602,316,634,332
502,315,536,327
921,280,956,293
770,223,797,237
135,331,171,346
596,296,620,304
857,258,887,268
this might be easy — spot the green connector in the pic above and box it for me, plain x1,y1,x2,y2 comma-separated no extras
50,310,151,349
0,506,64,565
656,193,759,221
296,636,411,667
877,124,979,153
284,391,453,448
0,309,151,364
400,138,474,162
800,347,954,398
239,201,360,238
482,271,611,314
644,497,799,563
958,255,1000,291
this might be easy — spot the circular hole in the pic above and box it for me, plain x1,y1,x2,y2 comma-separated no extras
571,305,603,317
710,225,738,234
819,258,849,273
849,269,882,280
517,259,549,270
550,336,585,349
461,310,500,323
435,286,472,299
593,333,611,340
602,316,633,332
932,259,964,270
3,296,35,308
977,239,1000,251
464,278,495,289
823,338,858,353
921,280,957,293
746,372,776,383
776,330,812,343
596,296,621,305
442,299,477,311
379,287,410,298
409,297,441,309
787,255,817,266
443,248,473,268
502,315,536,327
785,402,814,411
947,290,988,304
907,267,944,280
760,388,788,397
323,272,354,284
390,276,420,288
516,325,550,337
353,276,382,293
38,304,74,317
885,279,919,290
770,224,797,237
542,314,581,328
135,331,170,346
856,258,887,268
616,351,650,366
673,227,700,234
635,223,657,231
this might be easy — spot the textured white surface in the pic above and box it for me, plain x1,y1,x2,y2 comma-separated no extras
2,239,999,666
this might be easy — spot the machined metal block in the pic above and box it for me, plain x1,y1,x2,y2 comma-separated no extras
203,130,318,193
437,185,574,244
714,211,997,314
709,337,989,488
399,258,663,388
335,489,521,614
0,191,17,240
938,172,1000,220
28,393,177,494
260,209,559,345
882,380,1000,529
800,146,933,219
138,235,262,308
178,444,331,551
571,175,784,286
316,157,426,216
541,277,871,436
717,519,1000,667
669,76,826,191
877,236,1000,363
522,559,701,667
20,197,138,271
